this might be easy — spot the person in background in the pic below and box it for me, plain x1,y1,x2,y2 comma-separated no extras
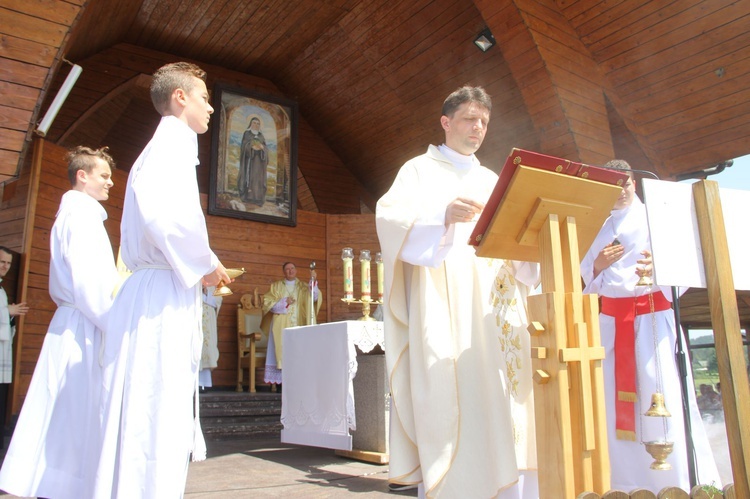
261,262,322,387
0,246,28,448
199,285,222,388
93,62,231,498
0,146,118,499
581,159,721,493
376,85,537,498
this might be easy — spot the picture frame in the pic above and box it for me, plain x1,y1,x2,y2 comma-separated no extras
208,83,298,226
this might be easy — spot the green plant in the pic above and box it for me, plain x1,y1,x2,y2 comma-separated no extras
700,482,723,498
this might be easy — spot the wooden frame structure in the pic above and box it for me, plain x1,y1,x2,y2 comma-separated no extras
477,166,621,496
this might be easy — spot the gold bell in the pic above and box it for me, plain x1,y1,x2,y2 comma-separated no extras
644,392,671,418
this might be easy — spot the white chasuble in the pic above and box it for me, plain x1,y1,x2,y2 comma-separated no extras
377,145,522,499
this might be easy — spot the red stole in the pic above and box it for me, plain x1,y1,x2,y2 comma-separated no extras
601,291,671,441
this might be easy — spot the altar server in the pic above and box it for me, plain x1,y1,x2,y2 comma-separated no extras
92,62,231,498
0,146,118,499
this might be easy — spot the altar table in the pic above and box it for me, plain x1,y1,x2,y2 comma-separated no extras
280,320,387,459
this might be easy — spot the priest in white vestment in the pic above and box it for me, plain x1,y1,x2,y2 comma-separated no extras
92,62,230,498
581,160,721,493
0,147,118,499
376,86,535,499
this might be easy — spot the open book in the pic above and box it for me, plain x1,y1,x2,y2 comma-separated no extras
469,148,628,260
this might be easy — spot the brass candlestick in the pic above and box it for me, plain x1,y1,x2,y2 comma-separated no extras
341,297,382,321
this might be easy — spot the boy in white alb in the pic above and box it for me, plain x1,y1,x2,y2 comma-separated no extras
93,62,231,498
0,146,118,499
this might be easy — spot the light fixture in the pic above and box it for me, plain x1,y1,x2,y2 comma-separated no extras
35,60,83,137
474,28,496,52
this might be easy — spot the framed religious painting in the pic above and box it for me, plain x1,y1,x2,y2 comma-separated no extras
208,83,298,226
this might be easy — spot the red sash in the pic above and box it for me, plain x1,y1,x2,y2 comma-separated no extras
600,291,671,441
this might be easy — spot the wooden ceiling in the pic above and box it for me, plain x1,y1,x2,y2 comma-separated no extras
1,0,749,327
4,0,750,194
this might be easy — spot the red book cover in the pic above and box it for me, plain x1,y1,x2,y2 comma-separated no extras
469,148,627,247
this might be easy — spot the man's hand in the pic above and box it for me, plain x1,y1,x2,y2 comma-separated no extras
445,197,484,225
593,242,624,278
203,262,232,288
636,250,654,279
8,302,28,317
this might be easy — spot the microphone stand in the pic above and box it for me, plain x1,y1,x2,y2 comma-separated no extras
672,286,698,487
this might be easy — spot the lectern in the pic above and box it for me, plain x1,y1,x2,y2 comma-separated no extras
471,149,627,497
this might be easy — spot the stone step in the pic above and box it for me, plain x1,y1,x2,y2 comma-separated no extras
202,420,283,440
198,389,282,440
201,403,281,418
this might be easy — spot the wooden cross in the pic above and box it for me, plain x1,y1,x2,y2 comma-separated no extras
559,321,605,451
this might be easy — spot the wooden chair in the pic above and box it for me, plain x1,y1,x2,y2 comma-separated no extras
236,289,267,392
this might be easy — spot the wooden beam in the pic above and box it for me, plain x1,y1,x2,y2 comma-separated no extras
692,180,750,498
473,0,615,164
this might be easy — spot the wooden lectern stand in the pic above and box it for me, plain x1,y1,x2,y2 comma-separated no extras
475,162,625,497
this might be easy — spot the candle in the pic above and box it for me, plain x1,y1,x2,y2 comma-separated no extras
375,252,384,302
360,249,371,301
342,247,354,300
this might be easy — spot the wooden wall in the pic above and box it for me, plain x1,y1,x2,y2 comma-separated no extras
5,137,382,410
0,0,86,182
39,43,371,215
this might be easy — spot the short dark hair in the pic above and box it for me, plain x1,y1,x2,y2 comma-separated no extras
0,246,11,256
442,86,492,118
282,262,295,271
67,146,115,186
150,62,207,115
603,159,632,171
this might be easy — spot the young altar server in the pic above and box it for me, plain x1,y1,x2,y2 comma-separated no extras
377,85,538,498
92,62,231,498
0,146,118,499
581,159,721,493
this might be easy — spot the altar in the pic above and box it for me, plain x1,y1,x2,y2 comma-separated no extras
280,320,389,462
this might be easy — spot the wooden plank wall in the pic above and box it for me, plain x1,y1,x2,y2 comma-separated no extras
326,214,382,323
0,0,86,182
6,144,381,404
39,43,368,215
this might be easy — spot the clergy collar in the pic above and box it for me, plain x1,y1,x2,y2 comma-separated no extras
437,144,478,170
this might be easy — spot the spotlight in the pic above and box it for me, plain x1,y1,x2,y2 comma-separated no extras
474,28,496,52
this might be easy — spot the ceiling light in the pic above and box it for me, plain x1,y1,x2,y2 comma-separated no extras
474,28,496,52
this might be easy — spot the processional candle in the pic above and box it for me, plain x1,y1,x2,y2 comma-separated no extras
342,247,354,300
360,249,371,301
375,252,384,302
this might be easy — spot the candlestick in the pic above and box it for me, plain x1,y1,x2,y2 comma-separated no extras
360,249,371,301
375,252,384,302
342,247,354,300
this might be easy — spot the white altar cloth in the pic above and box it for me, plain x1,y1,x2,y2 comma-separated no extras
280,320,384,450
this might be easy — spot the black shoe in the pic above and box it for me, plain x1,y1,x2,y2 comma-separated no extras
388,483,418,492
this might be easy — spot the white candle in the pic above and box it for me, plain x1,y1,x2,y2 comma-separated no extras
360,249,371,300
342,247,354,300
375,252,384,301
